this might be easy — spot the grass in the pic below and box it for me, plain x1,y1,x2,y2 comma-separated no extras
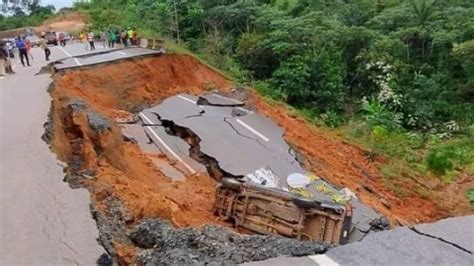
342,119,474,191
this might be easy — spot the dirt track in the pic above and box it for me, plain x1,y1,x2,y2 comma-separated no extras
46,54,471,263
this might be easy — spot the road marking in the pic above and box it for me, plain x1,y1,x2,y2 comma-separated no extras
177,95,204,108
177,95,197,104
57,45,72,57
236,119,270,142
57,46,82,66
139,113,196,174
308,255,340,266
178,94,249,113
117,51,127,56
236,107,253,114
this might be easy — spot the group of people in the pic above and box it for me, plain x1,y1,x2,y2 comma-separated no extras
0,35,34,77
79,28,139,51
56,32,67,47
1,27,140,77
14,36,36,67
79,31,96,51
0,34,53,77
100,27,139,49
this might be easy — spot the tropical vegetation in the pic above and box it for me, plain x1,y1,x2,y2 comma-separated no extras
74,0,474,183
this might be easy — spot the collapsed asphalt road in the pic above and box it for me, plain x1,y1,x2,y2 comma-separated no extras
44,48,342,264
43,47,388,263
134,92,385,243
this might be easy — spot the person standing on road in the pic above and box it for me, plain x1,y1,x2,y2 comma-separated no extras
15,36,30,67
3,44,14,74
25,37,34,61
39,35,51,61
0,44,7,77
59,32,66,47
132,27,138,46
120,30,128,48
80,32,88,51
107,30,115,48
88,31,95,51
127,28,133,46
100,31,108,49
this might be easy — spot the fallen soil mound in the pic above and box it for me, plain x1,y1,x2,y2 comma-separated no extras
45,53,462,263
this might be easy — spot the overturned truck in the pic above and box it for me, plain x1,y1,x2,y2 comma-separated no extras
214,178,352,245
133,92,387,246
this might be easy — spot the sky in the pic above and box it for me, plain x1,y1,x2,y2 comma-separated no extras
42,0,75,11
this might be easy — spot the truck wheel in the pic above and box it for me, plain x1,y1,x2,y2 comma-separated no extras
221,178,242,191
292,196,319,209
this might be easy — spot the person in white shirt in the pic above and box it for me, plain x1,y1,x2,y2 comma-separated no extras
87,32,95,51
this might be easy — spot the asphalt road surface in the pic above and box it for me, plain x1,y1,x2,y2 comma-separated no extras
0,43,108,265
243,215,474,266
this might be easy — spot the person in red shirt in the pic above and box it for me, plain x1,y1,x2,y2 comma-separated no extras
25,38,34,61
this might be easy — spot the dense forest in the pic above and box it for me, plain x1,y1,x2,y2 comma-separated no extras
74,0,474,183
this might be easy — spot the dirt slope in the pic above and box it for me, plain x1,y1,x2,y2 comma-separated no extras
35,11,88,33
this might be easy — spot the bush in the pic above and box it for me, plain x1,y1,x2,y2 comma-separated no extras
253,81,284,101
372,125,389,140
361,98,402,131
426,147,455,175
320,110,343,128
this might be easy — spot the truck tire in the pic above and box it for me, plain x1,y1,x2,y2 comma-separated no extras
292,196,319,209
221,178,242,191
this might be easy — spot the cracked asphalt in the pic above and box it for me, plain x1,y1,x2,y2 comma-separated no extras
244,215,474,266
0,44,106,265
136,93,385,242
141,93,306,181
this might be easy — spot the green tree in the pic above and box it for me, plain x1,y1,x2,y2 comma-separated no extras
409,0,436,28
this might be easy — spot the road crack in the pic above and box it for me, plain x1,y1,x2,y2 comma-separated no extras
223,117,271,150
51,194,80,258
62,256,80,266
409,227,472,254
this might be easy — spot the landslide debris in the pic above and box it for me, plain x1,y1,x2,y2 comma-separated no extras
132,219,328,265
45,53,466,264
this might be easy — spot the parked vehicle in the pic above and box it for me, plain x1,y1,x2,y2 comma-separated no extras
44,31,58,45
214,178,353,245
